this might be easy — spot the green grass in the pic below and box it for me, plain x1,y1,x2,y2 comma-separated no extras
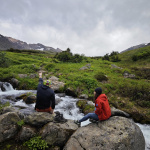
0,48,150,123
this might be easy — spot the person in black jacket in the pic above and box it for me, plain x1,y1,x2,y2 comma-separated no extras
35,72,55,114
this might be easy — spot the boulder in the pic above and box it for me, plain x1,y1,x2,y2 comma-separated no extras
23,95,36,104
111,64,122,69
29,74,37,79
18,125,36,141
123,71,136,79
1,82,10,91
24,112,54,127
64,116,145,150
0,112,21,142
0,106,25,119
18,74,28,78
40,120,78,147
79,94,88,99
65,88,77,97
49,76,65,92
55,98,63,105
79,64,91,70
111,107,130,118
10,78,19,89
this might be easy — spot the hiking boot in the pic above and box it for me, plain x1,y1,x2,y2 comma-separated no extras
74,120,81,127
55,111,60,116
53,113,67,123
89,118,98,123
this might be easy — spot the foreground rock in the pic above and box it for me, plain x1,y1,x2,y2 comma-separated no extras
64,116,145,150
0,112,21,142
40,120,78,147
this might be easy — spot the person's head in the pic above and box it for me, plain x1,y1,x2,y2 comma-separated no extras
94,87,102,100
43,80,52,87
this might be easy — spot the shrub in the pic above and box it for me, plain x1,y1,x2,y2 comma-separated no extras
23,136,48,150
0,52,10,67
132,50,150,61
102,53,109,61
45,63,55,71
94,72,108,82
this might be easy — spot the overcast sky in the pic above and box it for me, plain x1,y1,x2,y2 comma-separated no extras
0,0,150,56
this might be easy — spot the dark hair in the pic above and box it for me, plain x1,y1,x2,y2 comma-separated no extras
94,87,102,100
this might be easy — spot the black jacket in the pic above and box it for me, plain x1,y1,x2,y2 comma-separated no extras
35,78,55,110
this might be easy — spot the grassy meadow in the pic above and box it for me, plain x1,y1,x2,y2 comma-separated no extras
0,46,150,124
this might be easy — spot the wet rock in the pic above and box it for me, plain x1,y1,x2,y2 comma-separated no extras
55,98,63,105
1,82,10,91
40,120,78,147
64,116,145,150
4,95,17,102
57,93,66,97
65,88,77,97
24,95,36,104
111,107,130,118
79,94,88,99
0,112,21,142
10,78,19,89
24,112,54,127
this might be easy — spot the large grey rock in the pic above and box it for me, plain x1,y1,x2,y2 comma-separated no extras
24,112,54,127
1,106,25,119
111,107,130,118
64,116,145,150
40,120,78,147
49,76,65,92
79,64,91,70
0,112,21,142
18,125,36,141
10,78,19,89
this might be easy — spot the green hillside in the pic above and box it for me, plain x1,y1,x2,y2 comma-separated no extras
0,47,150,124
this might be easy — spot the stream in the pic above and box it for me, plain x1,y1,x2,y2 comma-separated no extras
0,83,150,150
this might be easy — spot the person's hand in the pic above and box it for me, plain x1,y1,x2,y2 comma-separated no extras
50,109,54,114
39,72,42,78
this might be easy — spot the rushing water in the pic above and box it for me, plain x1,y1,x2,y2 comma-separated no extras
0,83,150,150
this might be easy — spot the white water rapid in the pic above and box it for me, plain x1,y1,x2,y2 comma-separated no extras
0,82,150,150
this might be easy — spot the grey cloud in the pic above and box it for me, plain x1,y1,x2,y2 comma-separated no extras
0,0,150,56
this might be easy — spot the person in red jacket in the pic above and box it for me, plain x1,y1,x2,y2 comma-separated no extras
75,87,111,126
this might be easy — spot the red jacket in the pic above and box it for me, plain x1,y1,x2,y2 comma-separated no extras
95,94,111,120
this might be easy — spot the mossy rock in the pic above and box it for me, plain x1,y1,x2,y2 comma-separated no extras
83,104,95,114
76,100,95,114
76,100,87,109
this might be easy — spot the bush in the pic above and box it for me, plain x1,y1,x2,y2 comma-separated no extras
132,50,150,61
0,52,10,67
45,63,55,71
94,72,108,82
23,136,48,150
55,48,84,63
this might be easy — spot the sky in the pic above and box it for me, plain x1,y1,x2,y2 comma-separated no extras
0,0,150,56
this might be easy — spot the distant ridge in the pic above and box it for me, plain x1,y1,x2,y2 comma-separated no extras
120,43,150,53
0,34,62,53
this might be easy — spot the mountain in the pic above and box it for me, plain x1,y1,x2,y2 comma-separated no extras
0,34,62,53
120,43,150,53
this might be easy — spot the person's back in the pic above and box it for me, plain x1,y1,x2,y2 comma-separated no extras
35,72,55,113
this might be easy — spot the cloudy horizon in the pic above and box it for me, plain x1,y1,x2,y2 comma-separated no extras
0,0,150,56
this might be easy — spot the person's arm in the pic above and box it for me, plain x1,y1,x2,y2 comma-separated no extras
50,93,55,113
38,72,43,84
